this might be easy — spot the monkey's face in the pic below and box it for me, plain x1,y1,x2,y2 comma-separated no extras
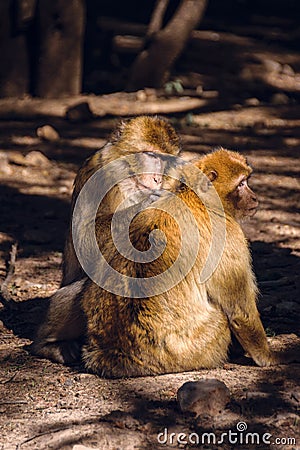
195,149,259,221
226,176,259,220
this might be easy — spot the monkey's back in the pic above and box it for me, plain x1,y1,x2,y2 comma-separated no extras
81,194,231,377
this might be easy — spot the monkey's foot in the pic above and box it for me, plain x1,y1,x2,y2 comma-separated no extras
28,339,82,365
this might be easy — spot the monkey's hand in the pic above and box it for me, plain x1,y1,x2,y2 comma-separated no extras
228,310,279,367
255,349,300,366
266,334,300,365
244,346,300,367
242,333,300,367
249,350,279,367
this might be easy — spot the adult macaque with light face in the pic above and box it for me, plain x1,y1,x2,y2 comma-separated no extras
61,115,181,287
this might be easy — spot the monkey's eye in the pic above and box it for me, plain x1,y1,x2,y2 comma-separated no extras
237,179,247,189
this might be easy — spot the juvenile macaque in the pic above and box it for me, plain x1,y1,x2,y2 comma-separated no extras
31,135,298,376
62,115,181,286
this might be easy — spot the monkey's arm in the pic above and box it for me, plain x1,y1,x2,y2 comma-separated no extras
30,280,86,364
215,270,298,366
228,300,299,366
207,232,277,367
226,300,277,367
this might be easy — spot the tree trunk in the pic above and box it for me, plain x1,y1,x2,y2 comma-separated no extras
35,0,85,98
146,0,169,38
127,0,208,91
0,1,30,97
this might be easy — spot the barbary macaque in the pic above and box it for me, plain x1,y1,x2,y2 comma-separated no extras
62,115,181,286
30,120,298,376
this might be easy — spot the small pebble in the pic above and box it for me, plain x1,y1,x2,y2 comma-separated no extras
36,124,60,141
25,151,51,167
264,59,281,73
281,64,294,76
271,93,290,105
244,97,260,106
177,379,230,417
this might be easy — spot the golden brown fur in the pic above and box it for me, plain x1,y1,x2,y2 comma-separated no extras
30,122,298,376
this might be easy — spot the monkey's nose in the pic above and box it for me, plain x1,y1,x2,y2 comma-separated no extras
252,195,258,205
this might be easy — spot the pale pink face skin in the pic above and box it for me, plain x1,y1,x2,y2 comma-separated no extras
136,153,164,190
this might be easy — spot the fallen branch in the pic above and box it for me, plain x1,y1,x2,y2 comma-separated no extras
0,243,18,306
0,400,27,405
90,95,209,116
0,93,212,120
0,371,18,384
16,425,72,449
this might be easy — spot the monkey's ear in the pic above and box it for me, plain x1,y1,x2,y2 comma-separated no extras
207,170,218,182
177,175,188,191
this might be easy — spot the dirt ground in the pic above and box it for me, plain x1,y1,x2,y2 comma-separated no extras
0,17,300,450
